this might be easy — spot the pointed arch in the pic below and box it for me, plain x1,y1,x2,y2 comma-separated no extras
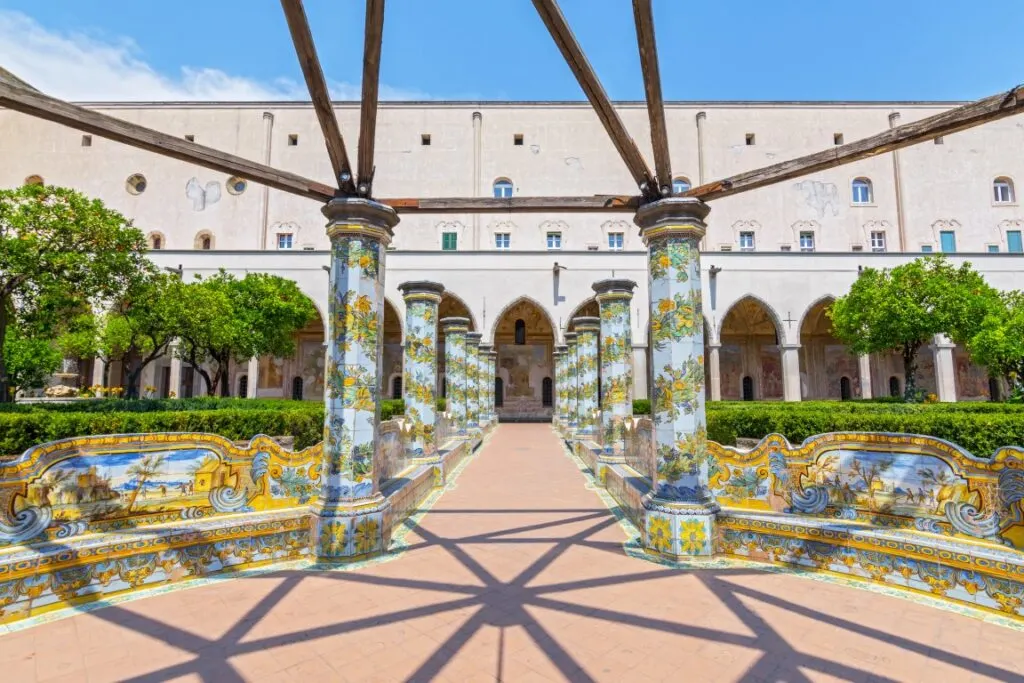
797,294,839,336
717,295,786,343
566,297,599,330
718,295,786,401
488,296,557,345
437,289,478,333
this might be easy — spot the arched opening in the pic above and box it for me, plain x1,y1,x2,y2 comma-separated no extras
392,375,403,400
441,376,447,399
799,298,859,400
994,176,1015,204
720,297,784,400
514,319,526,345
147,232,165,250
840,376,852,401
542,377,553,407
742,376,754,401
238,375,248,398
239,296,325,402
493,297,555,420
437,291,476,398
379,298,403,399
194,231,214,250
852,177,873,204
889,376,901,398
493,178,514,198
291,376,304,401
989,377,1002,402
495,377,504,407
672,177,691,194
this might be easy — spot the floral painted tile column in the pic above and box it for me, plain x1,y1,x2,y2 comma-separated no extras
564,332,579,428
440,317,469,433
479,344,494,422
465,332,482,429
398,281,445,458
634,197,719,560
593,279,637,453
572,316,601,437
552,347,566,423
316,198,399,563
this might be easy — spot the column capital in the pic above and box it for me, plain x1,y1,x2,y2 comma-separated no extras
564,331,578,344
478,342,493,353
465,332,482,347
440,316,470,333
781,343,802,351
555,344,568,353
633,197,710,243
323,197,398,244
707,342,723,350
398,280,445,301
572,316,601,333
592,278,638,298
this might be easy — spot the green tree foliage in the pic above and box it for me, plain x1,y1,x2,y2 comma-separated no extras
58,273,179,399
2,325,61,396
169,271,317,397
0,184,150,401
828,256,998,400
967,290,1024,399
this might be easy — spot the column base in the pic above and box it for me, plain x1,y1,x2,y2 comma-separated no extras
313,494,391,563
642,497,719,560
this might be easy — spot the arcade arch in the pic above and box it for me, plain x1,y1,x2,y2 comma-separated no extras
492,297,556,420
719,296,784,400
798,297,860,399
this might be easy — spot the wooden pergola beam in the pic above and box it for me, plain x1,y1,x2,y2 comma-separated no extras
531,0,656,194
0,80,337,202
688,84,1024,202
357,0,386,194
380,195,641,214
280,0,354,194
632,0,671,193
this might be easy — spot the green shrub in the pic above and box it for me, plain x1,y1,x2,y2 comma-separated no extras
380,399,405,421
632,399,651,416
436,397,446,412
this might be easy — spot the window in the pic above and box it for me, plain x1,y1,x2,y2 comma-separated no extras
934,136,945,145
125,174,147,195
799,231,815,252
421,134,431,146
546,232,562,250
742,376,754,401
513,133,524,146
442,232,458,251
870,231,887,252
833,133,844,145
939,230,956,253
988,244,1000,253
921,245,934,253
1008,230,1023,253
392,376,402,399
493,179,513,198
780,245,792,252
200,235,211,250
608,232,624,251
889,376,901,398
238,375,248,398
23,175,43,186
840,376,852,401
514,319,526,345
150,235,163,250
852,177,873,204
994,177,1015,204
672,177,691,195
291,376,304,401
745,133,756,146
739,231,755,251
495,377,504,407
277,233,294,250
287,134,298,146
81,135,92,147
494,233,510,250
226,176,247,195
184,134,195,142
542,377,553,407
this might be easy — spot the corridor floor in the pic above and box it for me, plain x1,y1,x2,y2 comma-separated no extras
2,424,1023,682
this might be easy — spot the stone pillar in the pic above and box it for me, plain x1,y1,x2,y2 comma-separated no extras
246,356,259,398
465,332,482,428
593,279,637,452
858,354,873,399
564,332,579,428
479,344,494,422
781,344,802,402
399,281,445,457
167,346,181,399
933,335,957,403
440,317,469,432
573,317,601,437
315,198,398,562
140,362,157,398
635,198,718,559
92,357,107,389
553,347,566,422
707,343,722,402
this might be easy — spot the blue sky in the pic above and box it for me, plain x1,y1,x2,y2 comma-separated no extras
0,1,1020,101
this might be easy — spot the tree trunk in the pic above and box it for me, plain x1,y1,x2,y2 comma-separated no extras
184,346,214,396
0,299,9,403
902,342,922,401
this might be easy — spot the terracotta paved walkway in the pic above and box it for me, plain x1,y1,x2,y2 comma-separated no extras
3,424,1024,683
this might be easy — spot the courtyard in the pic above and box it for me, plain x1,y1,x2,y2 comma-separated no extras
2,424,1021,683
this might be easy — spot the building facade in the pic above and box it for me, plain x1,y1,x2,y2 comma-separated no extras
3,100,1023,415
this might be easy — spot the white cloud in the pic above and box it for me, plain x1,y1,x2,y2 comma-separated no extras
0,10,430,101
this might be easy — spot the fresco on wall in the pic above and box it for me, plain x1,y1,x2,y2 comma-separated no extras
955,352,990,399
300,340,325,398
825,345,859,397
720,344,742,399
760,349,783,398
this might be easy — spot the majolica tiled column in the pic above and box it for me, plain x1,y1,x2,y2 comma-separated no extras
317,198,399,562
479,344,494,422
572,316,600,437
489,349,499,421
564,332,579,428
593,279,637,453
440,317,469,433
635,197,718,560
552,347,565,422
399,281,445,457
465,332,482,428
